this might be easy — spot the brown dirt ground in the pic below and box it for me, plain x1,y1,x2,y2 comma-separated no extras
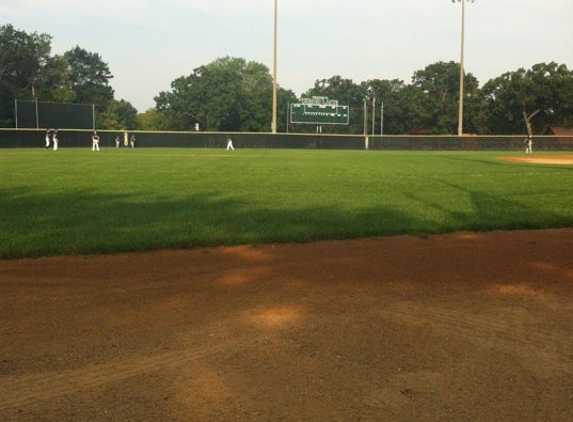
498,154,573,165
2,153,573,422
1,227,573,422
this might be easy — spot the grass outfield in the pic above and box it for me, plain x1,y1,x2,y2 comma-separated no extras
1,148,572,259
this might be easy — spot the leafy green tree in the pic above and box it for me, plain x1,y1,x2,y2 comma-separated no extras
360,78,418,135
34,55,75,103
55,46,115,128
480,62,573,134
100,99,138,130
0,25,135,130
302,65,481,135
410,61,479,134
137,108,160,131
155,56,295,132
62,46,114,107
153,77,190,130
302,76,366,134
0,24,51,126
276,87,298,132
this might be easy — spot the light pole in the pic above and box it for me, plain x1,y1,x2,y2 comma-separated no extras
380,102,384,136
363,99,368,137
455,0,474,136
457,0,466,136
271,0,278,134
372,97,376,136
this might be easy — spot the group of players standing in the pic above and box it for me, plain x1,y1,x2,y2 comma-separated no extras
44,129,59,151
44,129,136,151
92,131,135,151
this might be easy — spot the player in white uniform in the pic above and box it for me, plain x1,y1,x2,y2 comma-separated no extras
226,137,234,150
52,129,59,151
45,129,51,150
92,130,100,151
524,135,533,154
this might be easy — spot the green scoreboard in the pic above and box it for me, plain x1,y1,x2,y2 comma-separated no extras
290,97,349,125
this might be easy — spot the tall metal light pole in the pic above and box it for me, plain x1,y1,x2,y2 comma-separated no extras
457,0,466,137
455,0,474,136
271,0,278,134
372,97,376,136
380,102,384,136
363,99,368,137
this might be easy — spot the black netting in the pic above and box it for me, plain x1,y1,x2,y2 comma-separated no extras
16,100,94,129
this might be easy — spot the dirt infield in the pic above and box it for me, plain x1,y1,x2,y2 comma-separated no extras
498,155,573,165
1,229,573,421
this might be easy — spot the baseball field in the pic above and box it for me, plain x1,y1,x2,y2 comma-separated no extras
1,149,572,259
1,149,572,421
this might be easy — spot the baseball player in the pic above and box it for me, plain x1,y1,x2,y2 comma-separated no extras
92,130,100,151
52,129,59,151
524,135,533,154
45,129,51,150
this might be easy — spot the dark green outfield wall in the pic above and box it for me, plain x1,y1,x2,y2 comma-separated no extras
1,129,572,151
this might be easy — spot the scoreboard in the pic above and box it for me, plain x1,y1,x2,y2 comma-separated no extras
290,97,349,125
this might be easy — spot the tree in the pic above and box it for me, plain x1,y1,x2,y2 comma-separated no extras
155,56,296,132
0,24,51,126
385,83,428,135
303,76,366,134
0,25,137,130
34,55,75,103
410,61,479,134
480,62,573,134
100,99,138,130
137,108,160,131
54,46,116,129
62,46,114,107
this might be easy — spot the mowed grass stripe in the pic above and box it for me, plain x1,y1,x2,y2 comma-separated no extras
1,148,572,258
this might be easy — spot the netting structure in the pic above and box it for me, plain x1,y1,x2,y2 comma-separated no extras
15,100,95,129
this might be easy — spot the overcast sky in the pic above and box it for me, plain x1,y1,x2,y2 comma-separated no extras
3,0,572,112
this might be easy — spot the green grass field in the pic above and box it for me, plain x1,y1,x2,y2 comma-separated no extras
1,148,572,259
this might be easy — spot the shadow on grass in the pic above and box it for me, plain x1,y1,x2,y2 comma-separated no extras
0,187,411,259
1,182,572,259
402,179,573,234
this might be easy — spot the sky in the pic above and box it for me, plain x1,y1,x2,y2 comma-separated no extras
2,0,572,112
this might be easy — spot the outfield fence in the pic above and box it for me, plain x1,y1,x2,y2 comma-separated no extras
1,129,572,151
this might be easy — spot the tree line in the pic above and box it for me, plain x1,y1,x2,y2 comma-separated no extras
2,24,572,135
